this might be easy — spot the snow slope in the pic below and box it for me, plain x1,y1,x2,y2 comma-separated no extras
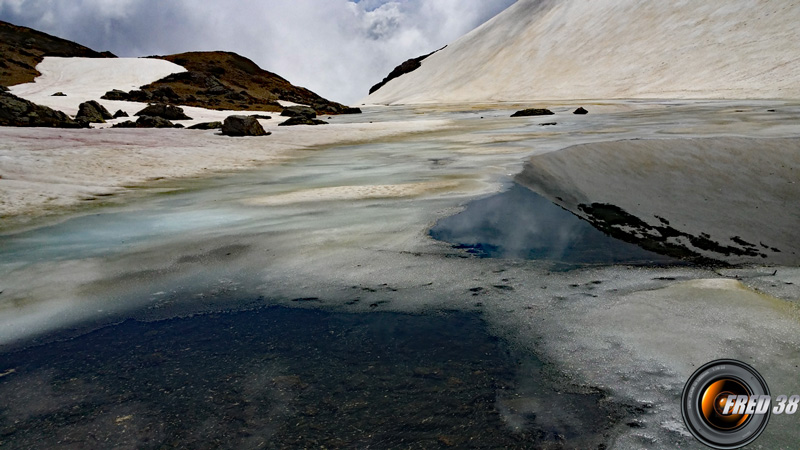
366,0,800,103
8,57,186,115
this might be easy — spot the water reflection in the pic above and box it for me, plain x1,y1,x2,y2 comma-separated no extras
430,184,677,266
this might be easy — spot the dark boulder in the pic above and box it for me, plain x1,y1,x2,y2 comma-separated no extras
127,90,152,102
221,115,270,136
0,90,84,128
187,121,222,130
134,103,192,120
573,107,588,115
101,89,130,101
51,91,66,96
110,120,136,128
76,100,113,123
280,106,316,118
510,108,554,117
341,107,362,114
112,109,129,118
249,114,272,120
136,115,179,128
111,115,180,128
150,86,180,101
278,116,328,126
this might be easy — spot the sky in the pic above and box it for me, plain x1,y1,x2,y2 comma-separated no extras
0,0,516,104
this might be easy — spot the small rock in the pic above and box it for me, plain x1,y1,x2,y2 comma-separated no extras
573,107,589,114
51,92,66,96
438,436,455,447
115,415,134,425
221,115,270,136
280,105,316,118
540,122,557,126
278,116,328,126
134,103,192,120
249,114,272,120
101,89,131,101
341,107,362,114
112,110,129,118
413,367,444,379
187,121,222,130
510,108,554,117
111,120,136,128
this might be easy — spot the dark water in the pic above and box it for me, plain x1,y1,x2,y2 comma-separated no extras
430,184,678,267
0,306,621,449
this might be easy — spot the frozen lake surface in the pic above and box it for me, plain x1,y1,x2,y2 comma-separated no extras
2,101,800,448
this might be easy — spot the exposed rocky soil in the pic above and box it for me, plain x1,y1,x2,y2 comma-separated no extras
0,20,113,88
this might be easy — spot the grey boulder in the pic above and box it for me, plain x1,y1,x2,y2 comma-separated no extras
221,115,270,136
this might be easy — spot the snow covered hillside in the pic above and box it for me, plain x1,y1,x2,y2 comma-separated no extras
366,0,800,103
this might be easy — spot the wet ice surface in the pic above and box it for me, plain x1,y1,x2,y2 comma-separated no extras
430,183,679,268
0,307,623,449
2,101,800,448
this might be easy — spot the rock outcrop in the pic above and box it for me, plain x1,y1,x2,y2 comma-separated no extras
0,90,84,128
132,51,350,115
369,46,445,95
221,115,270,136
134,103,192,121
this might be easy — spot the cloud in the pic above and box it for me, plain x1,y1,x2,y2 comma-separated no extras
0,0,516,104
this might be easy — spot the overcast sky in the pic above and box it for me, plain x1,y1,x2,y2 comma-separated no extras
0,0,516,104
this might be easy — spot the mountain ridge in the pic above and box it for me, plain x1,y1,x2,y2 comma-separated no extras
1,20,353,114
